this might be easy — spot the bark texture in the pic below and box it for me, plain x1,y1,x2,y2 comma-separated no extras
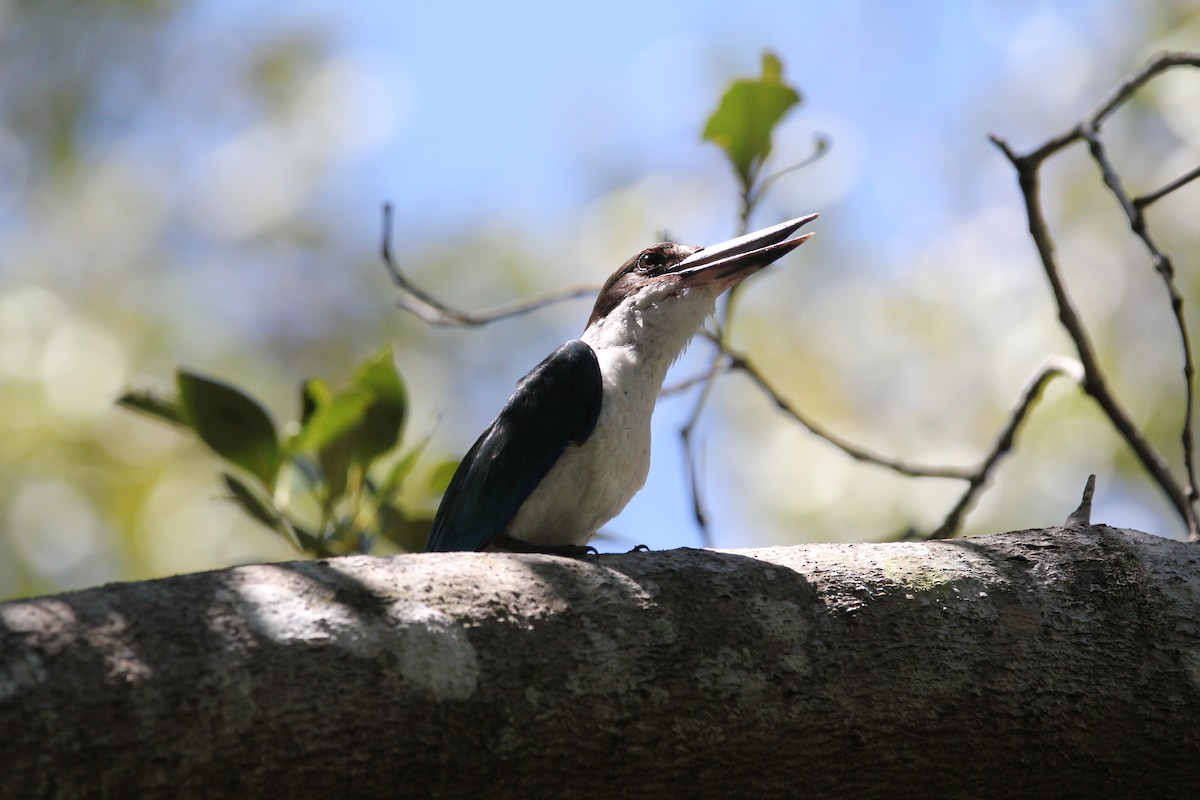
1,525,1198,799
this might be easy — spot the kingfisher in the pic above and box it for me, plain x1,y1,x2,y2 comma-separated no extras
425,213,817,554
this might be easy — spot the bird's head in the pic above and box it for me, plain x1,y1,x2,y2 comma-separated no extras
584,213,817,347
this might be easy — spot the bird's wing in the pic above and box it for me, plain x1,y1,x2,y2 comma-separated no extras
424,339,603,552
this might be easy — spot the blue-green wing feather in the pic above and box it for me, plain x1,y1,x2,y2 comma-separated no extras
424,340,602,552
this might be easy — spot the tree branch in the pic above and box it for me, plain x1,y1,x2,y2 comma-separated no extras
379,203,598,326
1081,129,1199,521
1134,162,1200,210
3,526,1198,799
989,50,1200,540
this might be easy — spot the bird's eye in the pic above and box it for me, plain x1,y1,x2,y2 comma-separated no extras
637,252,664,272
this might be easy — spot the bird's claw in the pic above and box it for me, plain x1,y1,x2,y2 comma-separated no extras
490,533,599,557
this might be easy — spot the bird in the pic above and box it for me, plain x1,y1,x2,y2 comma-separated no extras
424,213,817,554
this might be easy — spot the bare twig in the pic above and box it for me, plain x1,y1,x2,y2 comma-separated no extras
726,348,973,481
380,204,598,327
672,350,736,535
726,346,1083,539
1064,474,1097,527
676,227,748,547
661,356,734,398
679,350,724,540
751,133,831,211
1081,128,1199,522
927,357,1085,539
1134,163,1200,211
676,134,833,546
1021,52,1200,164
988,50,1200,541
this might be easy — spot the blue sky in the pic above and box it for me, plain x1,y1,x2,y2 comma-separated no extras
351,2,1135,232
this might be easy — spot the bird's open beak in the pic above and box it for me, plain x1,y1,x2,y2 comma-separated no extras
673,213,818,288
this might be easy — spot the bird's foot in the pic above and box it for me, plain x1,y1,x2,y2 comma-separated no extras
491,533,598,558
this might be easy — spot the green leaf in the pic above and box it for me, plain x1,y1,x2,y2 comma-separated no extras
289,381,359,455
348,347,408,464
702,51,801,190
284,378,332,458
222,471,319,554
311,387,372,502
305,350,407,470
374,436,433,501
299,377,331,427
290,349,407,463
116,387,187,428
221,471,281,529
177,371,282,487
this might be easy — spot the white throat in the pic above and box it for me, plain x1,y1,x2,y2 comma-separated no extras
581,282,719,390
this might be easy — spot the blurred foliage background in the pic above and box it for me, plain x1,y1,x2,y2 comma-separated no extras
1,1,1198,600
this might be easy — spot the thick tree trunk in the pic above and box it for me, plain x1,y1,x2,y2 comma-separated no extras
1,525,1198,799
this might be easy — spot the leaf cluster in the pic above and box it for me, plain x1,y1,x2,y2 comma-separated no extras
118,349,452,556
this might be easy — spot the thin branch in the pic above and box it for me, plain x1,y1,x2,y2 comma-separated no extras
679,354,723,543
1133,163,1200,211
677,224,751,548
675,53,1200,544
676,134,833,547
661,356,734,397
999,129,1184,515
1080,128,1200,524
988,51,1200,540
990,53,1200,540
1021,52,1200,165
379,203,597,327
1093,52,1200,126
750,133,831,210
1081,129,1136,220
727,348,973,481
926,357,1085,539
729,347,1085,539
670,351,738,540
